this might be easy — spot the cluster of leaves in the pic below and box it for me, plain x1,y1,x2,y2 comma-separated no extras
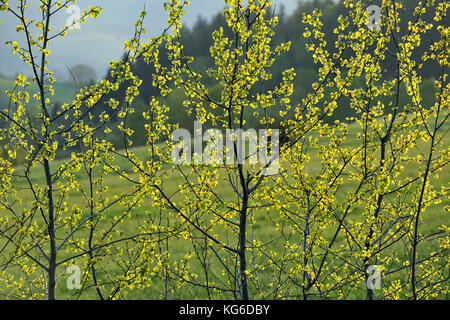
100,0,444,149
145,0,449,300
0,0,190,300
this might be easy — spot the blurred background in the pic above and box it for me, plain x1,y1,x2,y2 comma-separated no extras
0,0,441,154
0,0,299,79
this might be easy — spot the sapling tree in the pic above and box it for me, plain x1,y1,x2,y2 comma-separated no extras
142,0,448,300
0,0,189,299
258,0,449,300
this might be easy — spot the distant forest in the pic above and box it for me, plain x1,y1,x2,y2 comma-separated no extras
62,0,443,148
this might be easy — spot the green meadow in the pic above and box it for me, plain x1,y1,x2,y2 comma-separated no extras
1,116,448,300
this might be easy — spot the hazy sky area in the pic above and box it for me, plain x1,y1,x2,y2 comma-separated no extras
0,0,300,80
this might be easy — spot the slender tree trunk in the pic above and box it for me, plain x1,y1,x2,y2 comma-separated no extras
411,92,441,299
364,265,376,300
238,192,249,300
44,159,57,300
302,191,312,300
39,1,56,299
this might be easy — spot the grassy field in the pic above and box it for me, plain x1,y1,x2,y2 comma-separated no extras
0,115,448,300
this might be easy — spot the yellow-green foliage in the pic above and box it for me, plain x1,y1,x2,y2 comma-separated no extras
0,0,448,300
